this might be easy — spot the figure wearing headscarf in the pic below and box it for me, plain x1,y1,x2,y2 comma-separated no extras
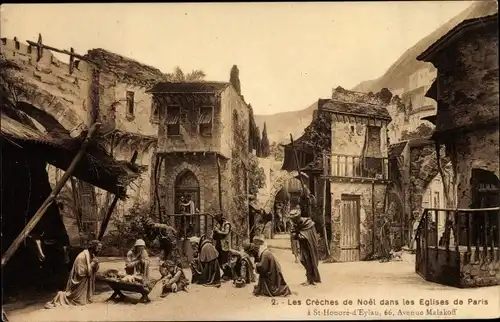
125,239,150,279
45,240,102,309
229,249,255,287
243,242,291,297
159,260,189,297
291,211,321,285
189,236,221,287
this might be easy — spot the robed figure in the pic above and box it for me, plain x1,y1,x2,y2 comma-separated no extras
229,249,256,286
290,213,321,285
243,242,291,297
45,240,102,309
189,236,222,287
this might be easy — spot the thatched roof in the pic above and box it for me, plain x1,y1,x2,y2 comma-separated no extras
1,112,144,198
147,81,230,94
85,48,167,87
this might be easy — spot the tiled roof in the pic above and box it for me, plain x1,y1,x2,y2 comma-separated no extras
321,100,392,120
388,142,408,158
85,48,167,86
147,82,230,93
417,13,498,61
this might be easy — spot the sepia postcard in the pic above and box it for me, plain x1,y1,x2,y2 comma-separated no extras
1,1,499,321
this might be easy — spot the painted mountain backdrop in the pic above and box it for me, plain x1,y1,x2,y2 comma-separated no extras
254,1,498,144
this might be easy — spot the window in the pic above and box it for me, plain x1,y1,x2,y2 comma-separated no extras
126,91,135,117
365,126,381,157
166,105,181,136
198,106,213,136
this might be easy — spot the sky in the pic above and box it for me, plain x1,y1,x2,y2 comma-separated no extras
1,2,474,115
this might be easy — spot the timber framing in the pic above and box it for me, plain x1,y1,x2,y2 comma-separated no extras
157,150,229,160
321,175,391,185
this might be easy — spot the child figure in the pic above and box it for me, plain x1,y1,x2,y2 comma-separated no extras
160,260,189,297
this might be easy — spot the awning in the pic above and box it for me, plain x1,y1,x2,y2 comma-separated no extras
165,114,180,125
1,112,145,198
198,111,212,124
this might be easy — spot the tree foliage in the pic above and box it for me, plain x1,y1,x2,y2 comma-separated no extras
269,141,284,161
260,122,270,157
229,65,241,95
164,66,206,82
248,154,266,197
300,112,332,152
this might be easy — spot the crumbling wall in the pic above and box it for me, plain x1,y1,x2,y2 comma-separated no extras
1,37,92,134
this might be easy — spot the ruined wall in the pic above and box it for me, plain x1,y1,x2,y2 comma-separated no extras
330,182,387,261
1,38,92,134
331,120,388,158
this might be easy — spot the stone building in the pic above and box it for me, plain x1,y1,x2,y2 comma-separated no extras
414,13,499,287
147,81,256,245
0,37,164,244
282,87,393,262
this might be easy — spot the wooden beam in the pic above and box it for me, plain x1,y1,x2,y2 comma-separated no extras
216,154,223,213
322,178,331,257
2,123,101,267
97,150,138,241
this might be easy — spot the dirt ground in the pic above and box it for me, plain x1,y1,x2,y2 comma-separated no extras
6,248,500,321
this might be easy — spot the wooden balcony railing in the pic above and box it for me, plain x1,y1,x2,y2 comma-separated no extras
416,207,500,264
323,154,389,180
165,213,245,247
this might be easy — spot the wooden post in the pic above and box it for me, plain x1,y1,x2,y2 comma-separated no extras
97,151,138,241
1,123,101,267
216,154,223,213
322,178,331,257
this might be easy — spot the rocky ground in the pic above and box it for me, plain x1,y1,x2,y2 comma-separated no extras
5,243,500,321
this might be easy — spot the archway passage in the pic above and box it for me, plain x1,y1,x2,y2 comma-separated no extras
174,170,201,238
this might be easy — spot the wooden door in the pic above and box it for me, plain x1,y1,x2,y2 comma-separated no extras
340,195,361,262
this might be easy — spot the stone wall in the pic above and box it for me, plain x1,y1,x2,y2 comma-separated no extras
434,28,498,132
330,182,387,261
1,37,92,134
455,128,499,208
157,93,221,154
460,249,500,288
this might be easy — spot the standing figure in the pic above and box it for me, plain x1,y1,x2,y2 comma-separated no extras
125,239,150,279
290,212,321,285
189,235,221,287
212,212,232,280
45,240,102,309
180,194,196,237
159,260,189,297
289,206,301,263
243,242,291,297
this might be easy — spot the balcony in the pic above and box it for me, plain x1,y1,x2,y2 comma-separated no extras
323,154,389,180
415,207,500,288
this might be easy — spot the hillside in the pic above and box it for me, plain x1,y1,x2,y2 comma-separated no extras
255,1,498,144
254,101,318,144
351,1,498,92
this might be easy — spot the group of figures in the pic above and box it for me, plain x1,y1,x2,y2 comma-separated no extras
42,203,322,309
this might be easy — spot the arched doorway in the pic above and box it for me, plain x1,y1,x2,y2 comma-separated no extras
174,170,201,237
